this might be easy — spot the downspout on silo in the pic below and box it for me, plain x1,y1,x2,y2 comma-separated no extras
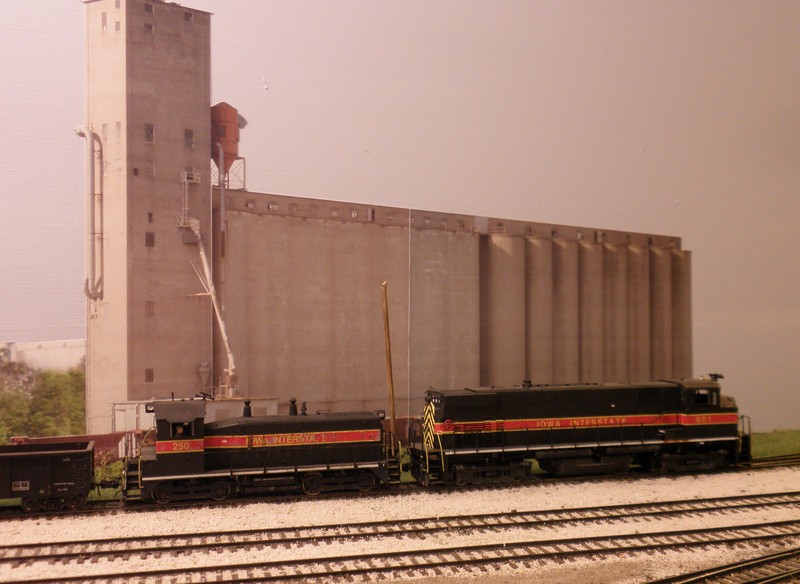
75,125,103,301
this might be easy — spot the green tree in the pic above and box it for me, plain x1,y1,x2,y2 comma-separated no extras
25,366,86,437
0,390,30,444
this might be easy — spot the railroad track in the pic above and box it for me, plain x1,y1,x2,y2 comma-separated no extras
3,520,800,584
3,491,800,583
1,455,797,521
647,546,800,583
747,453,800,468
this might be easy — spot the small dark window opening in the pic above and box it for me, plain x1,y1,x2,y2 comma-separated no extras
693,389,718,406
144,23,154,35
145,368,154,383
147,212,153,223
145,231,155,247
216,125,226,138
171,422,192,437
145,300,155,316
184,11,193,22
144,123,154,144
144,3,153,14
184,129,194,148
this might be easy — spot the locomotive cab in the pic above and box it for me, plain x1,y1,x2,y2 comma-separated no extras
144,399,206,476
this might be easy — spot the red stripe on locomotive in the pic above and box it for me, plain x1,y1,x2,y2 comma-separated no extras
433,412,739,434
204,429,382,449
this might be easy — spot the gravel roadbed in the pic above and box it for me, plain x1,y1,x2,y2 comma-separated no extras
2,466,799,583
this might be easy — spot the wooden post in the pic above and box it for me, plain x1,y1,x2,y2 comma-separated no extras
381,281,397,455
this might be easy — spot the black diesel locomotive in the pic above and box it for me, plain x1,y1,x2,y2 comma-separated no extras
125,399,401,503
0,376,752,509
408,375,751,486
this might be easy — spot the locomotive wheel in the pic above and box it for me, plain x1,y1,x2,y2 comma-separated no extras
65,494,88,510
152,483,173,504
209,481,232,501
301,472,324,496
355,471,376,492
20,498,43,513
453,465,472,485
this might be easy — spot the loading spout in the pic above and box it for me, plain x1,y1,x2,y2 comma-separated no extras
183,218,237,396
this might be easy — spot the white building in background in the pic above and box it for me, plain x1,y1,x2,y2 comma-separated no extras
0,340,86,371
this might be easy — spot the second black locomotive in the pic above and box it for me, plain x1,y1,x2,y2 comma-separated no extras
408,376,750,485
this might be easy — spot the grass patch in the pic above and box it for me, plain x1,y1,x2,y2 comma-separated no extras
751,430,800,458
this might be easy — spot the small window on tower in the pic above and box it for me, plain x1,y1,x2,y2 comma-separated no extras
145,300,155,316
145,368,154,383
184,12,193,22
144,23,154,35
101,12,107,31
145,231,155,247
101,123,108,143
184,129,194,148
144,123,154,144
144,3,153,14
115,121,121,142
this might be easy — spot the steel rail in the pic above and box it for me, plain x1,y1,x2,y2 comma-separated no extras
4,520,800,584
646,546,800,583
3,490,800,564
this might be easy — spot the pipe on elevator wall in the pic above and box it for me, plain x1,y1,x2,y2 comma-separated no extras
216,142,226,233
75,125,103,301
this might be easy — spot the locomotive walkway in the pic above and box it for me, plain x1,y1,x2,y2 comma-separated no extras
3,490,800,583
